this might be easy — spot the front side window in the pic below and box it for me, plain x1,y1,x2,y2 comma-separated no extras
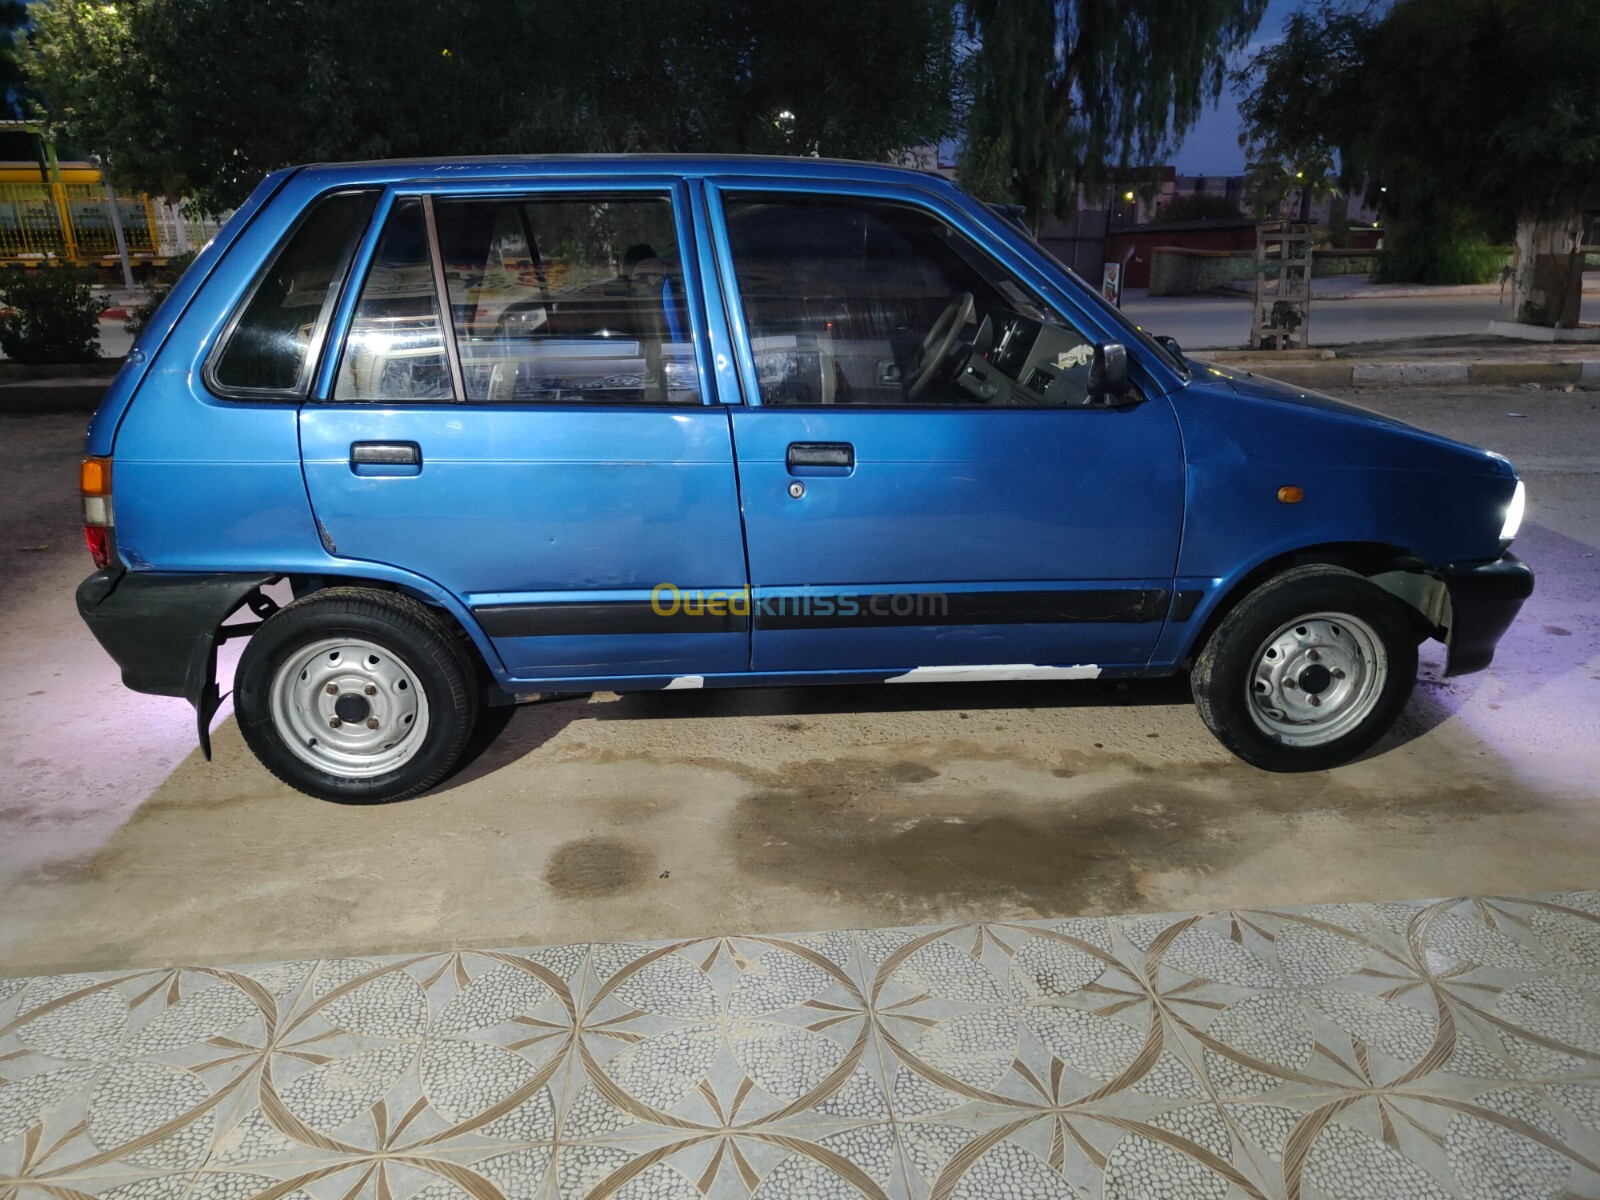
334,192,699,404
724,194,1097,408
211,190,376,395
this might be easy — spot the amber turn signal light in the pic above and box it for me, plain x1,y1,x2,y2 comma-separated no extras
1277,485,1304,504
81,456,112,496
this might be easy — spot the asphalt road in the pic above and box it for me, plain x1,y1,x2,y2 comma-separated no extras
1125,291,1517,350
2,386,1597,975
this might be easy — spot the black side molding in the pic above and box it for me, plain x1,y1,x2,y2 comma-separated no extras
473,588,1169,637
475,599,747,638
77,569,275,758
1168,590,1203,622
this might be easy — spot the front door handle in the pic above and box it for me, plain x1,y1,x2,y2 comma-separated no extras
350,441,421,476
786,442,854,474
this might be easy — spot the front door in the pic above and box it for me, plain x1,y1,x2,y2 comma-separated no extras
712,186,1185,678
300,184,749,685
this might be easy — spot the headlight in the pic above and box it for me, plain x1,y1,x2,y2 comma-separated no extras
1500,480,1526,544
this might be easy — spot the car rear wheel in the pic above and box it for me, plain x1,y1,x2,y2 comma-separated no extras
235,588,479,803
1190,565,1420,771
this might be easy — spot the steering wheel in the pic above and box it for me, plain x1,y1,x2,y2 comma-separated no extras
906,291,975,400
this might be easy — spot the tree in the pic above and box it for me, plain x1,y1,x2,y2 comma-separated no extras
0,0,27,121
1155,192,1245,223
1240,0,1600,326
1233,2,1370,234
957,0,1270,226
26,0,958,214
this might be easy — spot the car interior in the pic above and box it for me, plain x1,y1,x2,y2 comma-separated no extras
723,195,1103,408
333,196,698,405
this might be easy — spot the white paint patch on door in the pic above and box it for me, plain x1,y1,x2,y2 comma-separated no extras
883,664,1102,683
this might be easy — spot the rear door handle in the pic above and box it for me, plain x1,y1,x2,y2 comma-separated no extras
786,442,854,474
350,441,421,476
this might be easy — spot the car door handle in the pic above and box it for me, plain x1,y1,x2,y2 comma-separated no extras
349,441,421,476
786,442,854,474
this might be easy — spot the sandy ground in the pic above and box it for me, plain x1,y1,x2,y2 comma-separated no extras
1,386,1597,977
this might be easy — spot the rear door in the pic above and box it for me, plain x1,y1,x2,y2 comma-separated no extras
299,181,749,685
709,181,1186,678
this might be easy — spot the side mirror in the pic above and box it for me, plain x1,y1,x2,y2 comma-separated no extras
1088,341,1131,398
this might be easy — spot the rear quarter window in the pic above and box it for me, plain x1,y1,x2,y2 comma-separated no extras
208,190,377,397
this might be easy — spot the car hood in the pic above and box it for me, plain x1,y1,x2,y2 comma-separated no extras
1200,363,1407,422
1192,361,1512,476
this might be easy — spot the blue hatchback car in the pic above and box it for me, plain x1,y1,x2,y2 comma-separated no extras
77,155,1532,801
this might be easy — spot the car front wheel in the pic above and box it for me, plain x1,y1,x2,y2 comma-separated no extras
1191,565,1421,771
235,588,479,803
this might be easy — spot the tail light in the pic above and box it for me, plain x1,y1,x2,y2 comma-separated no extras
80,456,113,568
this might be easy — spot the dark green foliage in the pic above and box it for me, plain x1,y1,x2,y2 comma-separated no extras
1235,1,1371,203
1156,193,1245,223
1238,0,1599,317
0,266,102,363
1373,227,1506,287
958,0,1270,222
124,249,197,338
27,0,959,214
0,0,29,120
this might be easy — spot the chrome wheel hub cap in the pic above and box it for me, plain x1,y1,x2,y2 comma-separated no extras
269,638,430,777
1246,612,1386,747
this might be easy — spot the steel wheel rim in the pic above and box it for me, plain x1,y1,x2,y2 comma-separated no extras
1245,611,1387,748
269,637,430,778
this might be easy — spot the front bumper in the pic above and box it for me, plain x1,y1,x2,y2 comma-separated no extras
1439,551,1534,677
77,569,275,755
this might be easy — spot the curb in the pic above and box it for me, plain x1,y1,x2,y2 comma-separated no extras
0,379,112,413
1201,358,1600,390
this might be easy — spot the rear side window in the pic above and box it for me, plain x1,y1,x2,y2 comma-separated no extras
333,192,699,404
210,190,377,395
333,199,452,402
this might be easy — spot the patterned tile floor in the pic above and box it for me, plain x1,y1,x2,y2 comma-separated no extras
3,893,1600,1199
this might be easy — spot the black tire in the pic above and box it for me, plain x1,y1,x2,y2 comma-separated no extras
1190,565,1420,772
235,588,480,803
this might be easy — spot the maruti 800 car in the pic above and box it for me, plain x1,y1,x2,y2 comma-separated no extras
76,156,1533,802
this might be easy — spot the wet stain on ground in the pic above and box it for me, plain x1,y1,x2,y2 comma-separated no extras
702,745,1544,923
727,762,1235,917
542,835,656,899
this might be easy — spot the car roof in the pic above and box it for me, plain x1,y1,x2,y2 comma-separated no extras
288,153,955,190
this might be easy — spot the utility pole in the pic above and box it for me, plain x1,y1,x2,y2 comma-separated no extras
100,170,137,293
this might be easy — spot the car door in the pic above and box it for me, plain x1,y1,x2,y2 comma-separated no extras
299,181,749,685
709,181,1186,678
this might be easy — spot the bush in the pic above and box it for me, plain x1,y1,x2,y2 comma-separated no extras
1374,226,1506,285
0,266,102,363
125,251,198,338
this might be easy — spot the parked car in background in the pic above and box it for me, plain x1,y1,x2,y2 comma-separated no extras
77,155,1532,802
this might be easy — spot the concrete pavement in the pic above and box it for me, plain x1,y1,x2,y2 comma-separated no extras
2,386,1598,980
1126,270,1600,352
1126,290,1520,351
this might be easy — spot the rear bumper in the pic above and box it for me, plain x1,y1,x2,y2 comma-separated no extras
1439,551,1534,677
77,569,275,754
